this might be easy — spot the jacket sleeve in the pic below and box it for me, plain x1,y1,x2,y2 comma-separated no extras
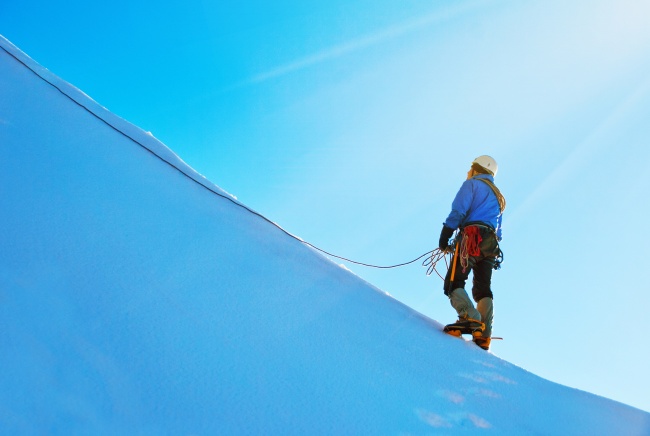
443,180,474,230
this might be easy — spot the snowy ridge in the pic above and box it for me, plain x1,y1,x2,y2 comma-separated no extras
0,35,235,203
1,35,649,434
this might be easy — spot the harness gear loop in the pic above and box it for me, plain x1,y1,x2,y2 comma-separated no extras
494,248,504,270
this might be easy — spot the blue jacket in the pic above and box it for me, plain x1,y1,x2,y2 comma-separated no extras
444,174,503,240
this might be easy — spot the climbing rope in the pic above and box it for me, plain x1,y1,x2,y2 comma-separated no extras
1,43,444,274
305,245,437,270
422,248,450,280
459,226,482,273
476,178,506,213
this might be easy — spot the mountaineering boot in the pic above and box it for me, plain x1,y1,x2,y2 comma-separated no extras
473,297,493,350
443,317,485,336
473,336,491,350
444,288,484,336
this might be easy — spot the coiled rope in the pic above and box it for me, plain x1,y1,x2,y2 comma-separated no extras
2,44,447,275
422,248,450,280
459,226,481,273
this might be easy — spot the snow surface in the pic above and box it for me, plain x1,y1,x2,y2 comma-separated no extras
1,34,649,434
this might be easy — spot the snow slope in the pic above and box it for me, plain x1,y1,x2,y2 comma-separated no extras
1,35,648,434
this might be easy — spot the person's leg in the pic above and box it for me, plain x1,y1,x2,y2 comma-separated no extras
443,251,469,297
471,258,494,302
476,297,493,337
449,288,482,321
472,258,494,348
444,255,481,321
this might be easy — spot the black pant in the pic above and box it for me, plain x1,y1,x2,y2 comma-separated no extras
443,226,499,302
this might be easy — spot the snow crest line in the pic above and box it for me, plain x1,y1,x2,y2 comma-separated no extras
0,43,432,271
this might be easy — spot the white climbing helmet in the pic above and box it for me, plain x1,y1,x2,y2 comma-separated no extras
471,155,498,176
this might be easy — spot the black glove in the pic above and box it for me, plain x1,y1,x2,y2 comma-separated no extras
438,225,455,250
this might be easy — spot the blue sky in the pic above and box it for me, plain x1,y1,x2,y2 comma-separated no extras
3,0,650,412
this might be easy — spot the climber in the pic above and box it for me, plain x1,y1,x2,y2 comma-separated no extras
438,155,505,350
